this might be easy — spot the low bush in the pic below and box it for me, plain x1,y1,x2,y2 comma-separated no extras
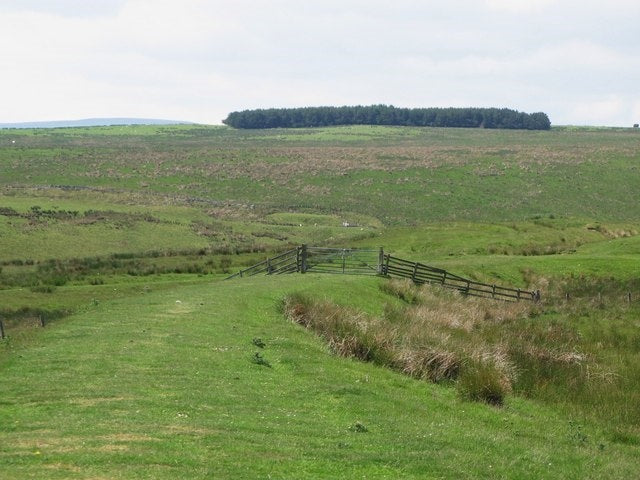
457,357,512,406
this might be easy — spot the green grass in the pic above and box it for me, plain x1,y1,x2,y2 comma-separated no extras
1,275,638,479
2,124,640,224
283,278,640,436
0,190,378,280
1,124,640,477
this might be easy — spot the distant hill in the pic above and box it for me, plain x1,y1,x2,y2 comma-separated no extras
0,118,194,129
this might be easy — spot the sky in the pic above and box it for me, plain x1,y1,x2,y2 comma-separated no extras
1,0,639,126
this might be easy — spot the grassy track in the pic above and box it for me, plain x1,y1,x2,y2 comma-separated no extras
1,275,638,479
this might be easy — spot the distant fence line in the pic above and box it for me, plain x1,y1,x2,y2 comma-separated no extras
0,314,47,340
226,245,540,302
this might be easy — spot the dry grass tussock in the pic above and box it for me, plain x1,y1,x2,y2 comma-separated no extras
283,279,593,406
384,278,534,329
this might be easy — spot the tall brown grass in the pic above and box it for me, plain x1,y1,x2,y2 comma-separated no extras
282,279,602,407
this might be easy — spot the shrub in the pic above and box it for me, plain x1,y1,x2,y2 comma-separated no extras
219,256,232,273
282,293,396,365
457,358,512,406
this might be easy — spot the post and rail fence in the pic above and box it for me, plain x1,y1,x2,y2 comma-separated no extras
226,245,540,302
381,254,539,302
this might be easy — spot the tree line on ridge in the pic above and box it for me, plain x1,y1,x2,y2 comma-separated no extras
222,105,551,130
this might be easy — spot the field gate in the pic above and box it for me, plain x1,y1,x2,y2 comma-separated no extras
225,245,382,279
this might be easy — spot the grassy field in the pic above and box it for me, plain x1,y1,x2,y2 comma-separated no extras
1,275,639,479
1,124,639,284
2,124,640,225
1,124,639,477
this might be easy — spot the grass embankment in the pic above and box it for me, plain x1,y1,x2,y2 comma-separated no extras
0,191,379,262
1,275,638,479
283,279,640,440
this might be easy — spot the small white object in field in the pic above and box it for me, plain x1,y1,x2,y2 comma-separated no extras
175,300,182,304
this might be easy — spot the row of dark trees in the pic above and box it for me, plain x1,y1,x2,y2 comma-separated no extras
222,105,551,130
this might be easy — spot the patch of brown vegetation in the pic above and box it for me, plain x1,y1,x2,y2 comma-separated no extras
283,279,592,406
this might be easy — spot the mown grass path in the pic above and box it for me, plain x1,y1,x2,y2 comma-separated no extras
1,275,637,479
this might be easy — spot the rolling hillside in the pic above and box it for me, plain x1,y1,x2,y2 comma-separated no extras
1,124,639,478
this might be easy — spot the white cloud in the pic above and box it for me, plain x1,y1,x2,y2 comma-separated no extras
0,0,126,18
484,0,555,13
0,0,639,125
568,96,629,126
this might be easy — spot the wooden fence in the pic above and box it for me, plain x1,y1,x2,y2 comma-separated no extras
225,245,381,279
225,247,300,279
381,254,539,302
0,314,47,340
226,245,539,302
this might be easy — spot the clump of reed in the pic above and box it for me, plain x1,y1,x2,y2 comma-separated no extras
283,279,591,407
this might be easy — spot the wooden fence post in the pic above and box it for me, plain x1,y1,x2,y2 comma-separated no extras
0,319,5,339
377,247,384,275
40,315,45,327
300,244,308,273
411,262,418,282
628,292,632,303
342,249,346,274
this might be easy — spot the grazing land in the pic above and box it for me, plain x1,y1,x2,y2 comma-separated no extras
0,124,639,478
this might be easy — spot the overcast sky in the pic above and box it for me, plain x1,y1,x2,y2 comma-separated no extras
1,0,639,126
